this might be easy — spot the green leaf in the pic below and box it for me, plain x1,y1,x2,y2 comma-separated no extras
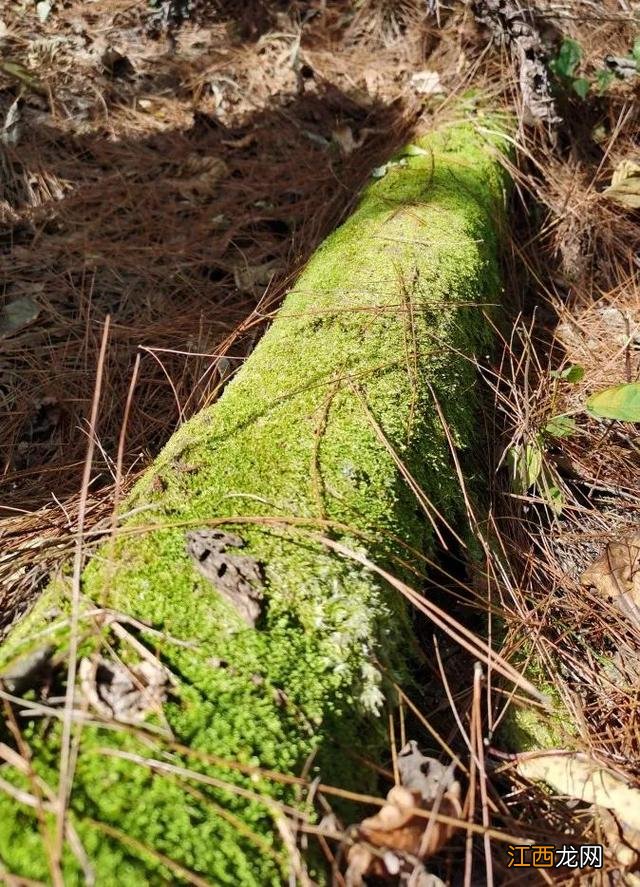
551,39,582,79
545,485,565,515
545,415,577,438
506,442,543,494
572,77,590,99
596,69,616,93
550,363,585,383
632,38,640,64
586,383,640,422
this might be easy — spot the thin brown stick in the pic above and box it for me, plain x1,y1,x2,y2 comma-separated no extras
54,316,111,869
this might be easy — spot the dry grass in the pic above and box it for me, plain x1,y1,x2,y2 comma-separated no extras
1,0,640,884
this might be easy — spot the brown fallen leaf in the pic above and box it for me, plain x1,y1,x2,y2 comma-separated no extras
580,532,640,622
166,154,228,200
359,785,461,857
332,125,357,156
345,743,461,885
397,740,458,802
233,259,281,296
221,132,257,150
517,753,640,876
186,529,264,626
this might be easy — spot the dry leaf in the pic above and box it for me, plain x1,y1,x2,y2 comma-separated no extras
603,160,640,209
1,96,22,146
346,744,461,885
397,740,457,802
233,259,280,295
516,753,640,831
332,125,357,156
598,807,640,869
220,133,257,150
580,532,640,622
135,95,194,129
410,71,444,96
359,785,461,857
556,306,640,354
166,154,228,200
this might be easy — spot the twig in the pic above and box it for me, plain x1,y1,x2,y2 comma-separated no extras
54,317,111,869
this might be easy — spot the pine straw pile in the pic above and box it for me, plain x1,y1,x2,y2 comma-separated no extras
1,0,640,884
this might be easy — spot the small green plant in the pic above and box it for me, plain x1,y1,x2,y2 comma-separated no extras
550,38,590,98
506,441,542,495
546,364,583,443
511,369,640,513
550,36,640,99
505,363,584,514
596,69,616,92
506,438,566,514
544,415,577,438
550,363,585,383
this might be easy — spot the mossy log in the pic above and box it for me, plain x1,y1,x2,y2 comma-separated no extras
0,115,510,885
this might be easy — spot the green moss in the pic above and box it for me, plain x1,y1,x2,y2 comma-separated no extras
500,702,572,752
497,636,577,752
0,115,511,884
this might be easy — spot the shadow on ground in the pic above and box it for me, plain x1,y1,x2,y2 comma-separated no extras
1,76,413,514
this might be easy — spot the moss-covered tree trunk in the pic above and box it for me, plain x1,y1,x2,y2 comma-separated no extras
0,113,510,885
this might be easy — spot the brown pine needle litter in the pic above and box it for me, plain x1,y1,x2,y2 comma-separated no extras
1,0,639,884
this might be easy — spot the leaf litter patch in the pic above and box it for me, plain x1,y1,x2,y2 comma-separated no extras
0,0,418,517
346,742,462,887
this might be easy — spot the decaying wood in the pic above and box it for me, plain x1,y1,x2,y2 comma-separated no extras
0,118,511,884
472,0,560,127
186,528,264,625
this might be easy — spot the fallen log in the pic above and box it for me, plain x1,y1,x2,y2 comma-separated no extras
0,112,511,885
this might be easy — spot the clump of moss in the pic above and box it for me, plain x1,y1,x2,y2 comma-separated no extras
0,115,510,884
498,639,577,752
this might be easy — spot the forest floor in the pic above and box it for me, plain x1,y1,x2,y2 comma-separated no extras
0,1,639,884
